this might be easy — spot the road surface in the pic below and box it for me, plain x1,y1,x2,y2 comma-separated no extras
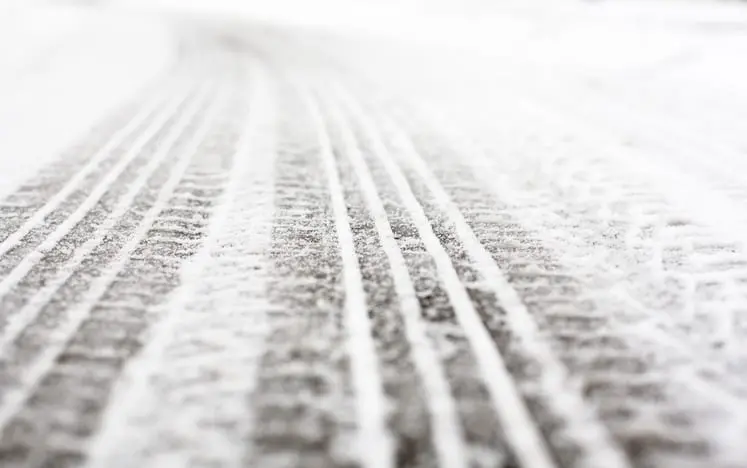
2,1,747,467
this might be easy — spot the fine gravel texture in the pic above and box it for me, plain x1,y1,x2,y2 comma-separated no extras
3,1,747,467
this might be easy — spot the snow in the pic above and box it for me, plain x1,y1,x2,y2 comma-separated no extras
0,5,175,200
3,0,747,466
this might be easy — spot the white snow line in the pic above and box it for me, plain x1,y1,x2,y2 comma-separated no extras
322,92,469,468
0,79,173,258
0,80,193,300
84,62,274,468
414,92,747,426
0,202,32,210
0,83,218,434
373,106,632,468
0,83,210,354
331,85,558,468
304,91,395,468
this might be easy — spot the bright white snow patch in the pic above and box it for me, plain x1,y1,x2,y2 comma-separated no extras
0,5,175,200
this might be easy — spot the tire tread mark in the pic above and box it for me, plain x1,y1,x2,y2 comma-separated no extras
321,92,469,468
306,90,395,468
330,86,558,468
0,82,220,467
83,62,276,468
0,79,195,311
0,83,203,357
246,85,357,468
370,101,632,468
388,94,737,467
0,75,173,243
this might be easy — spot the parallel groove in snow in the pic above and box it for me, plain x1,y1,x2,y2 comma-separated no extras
325,103,439,467
330,86,558,468
6,21,747,468
364,103,632,468
0,82,218,461
0,69,184,236
306,90,395,468
321,92,469,468
324,96,511,467
0,77,173,241
85,61,275,468
247,84,357,468
0,89,224,466
0,83,169,262
385,90,747,466
404,149,664,466
0,83,203,362
0,79,194,306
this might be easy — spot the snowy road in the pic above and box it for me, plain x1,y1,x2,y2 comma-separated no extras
2,1,747,467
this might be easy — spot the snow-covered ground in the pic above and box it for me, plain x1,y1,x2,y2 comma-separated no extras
3,1,747,467
0,4,174,200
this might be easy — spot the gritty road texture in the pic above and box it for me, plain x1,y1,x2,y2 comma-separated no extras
3,1,747,467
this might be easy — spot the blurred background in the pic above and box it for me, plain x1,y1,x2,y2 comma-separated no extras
3,0,746,198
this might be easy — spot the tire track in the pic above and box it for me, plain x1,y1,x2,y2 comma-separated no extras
327,86,560,468
7,18,745,468
241,81,370,468
244,41,525,468
0,73,172,249
0,80,196,327
320,91,469,468
0,82,200,355
0,77,190,281
83,60,275,468
322,95,514,468
380,90,747,467
255,38,514,468
406,79,747,382
0,82,158,242
0,81,221,467
368,110,632,468
308,89,395,468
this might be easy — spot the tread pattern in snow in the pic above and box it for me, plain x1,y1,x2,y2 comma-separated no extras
247,85,358,468
3,25,747,468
